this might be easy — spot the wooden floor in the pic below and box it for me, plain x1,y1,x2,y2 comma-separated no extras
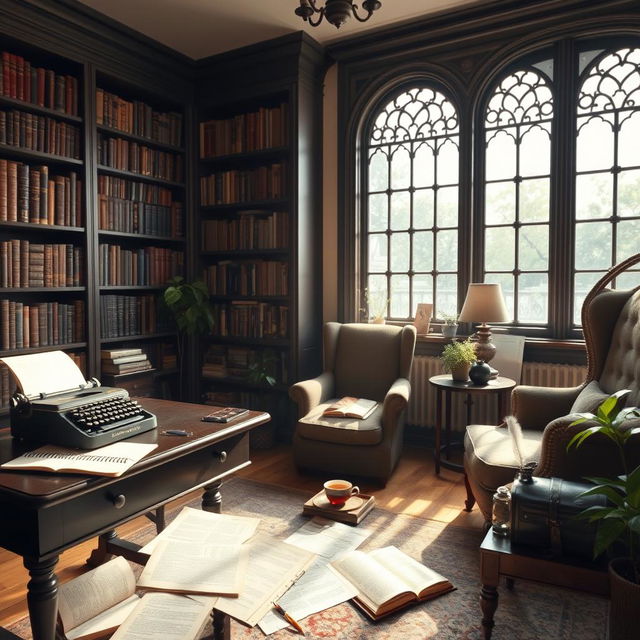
0,443,484,629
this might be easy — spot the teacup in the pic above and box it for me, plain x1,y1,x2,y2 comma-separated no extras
324,479,360,506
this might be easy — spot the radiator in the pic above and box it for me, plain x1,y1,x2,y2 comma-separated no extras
407,356,586,430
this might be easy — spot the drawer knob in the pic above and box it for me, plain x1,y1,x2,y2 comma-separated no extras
214,450,227,463
111,494,126,509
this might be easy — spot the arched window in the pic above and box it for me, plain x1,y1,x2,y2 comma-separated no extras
482,67,553,325
364,86,460,321
573,47,640,322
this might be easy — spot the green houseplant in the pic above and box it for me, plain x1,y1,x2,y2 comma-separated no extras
567,389,640,639
162,277,214,399
440,339,476,382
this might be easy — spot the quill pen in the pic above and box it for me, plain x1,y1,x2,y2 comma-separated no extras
505,414,526,470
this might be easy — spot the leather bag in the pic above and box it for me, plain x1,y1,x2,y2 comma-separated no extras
511,476,606,559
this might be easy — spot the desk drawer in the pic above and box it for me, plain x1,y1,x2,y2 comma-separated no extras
38,433,249,557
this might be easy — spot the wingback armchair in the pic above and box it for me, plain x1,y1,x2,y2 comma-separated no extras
289,322,417,484
464,254,640,521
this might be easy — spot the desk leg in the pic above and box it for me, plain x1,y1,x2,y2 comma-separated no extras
86,529,117,567
213,609,230,640
23,556,58,640
202,479,222,513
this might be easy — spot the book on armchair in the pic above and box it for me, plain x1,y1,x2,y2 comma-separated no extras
322,397,377,419
330,546,454,620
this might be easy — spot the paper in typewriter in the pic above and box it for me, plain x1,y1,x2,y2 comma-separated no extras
0,350,88,397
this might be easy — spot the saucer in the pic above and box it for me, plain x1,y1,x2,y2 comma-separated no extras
313,494,364,511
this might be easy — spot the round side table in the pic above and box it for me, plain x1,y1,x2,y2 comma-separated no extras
428,374,516,510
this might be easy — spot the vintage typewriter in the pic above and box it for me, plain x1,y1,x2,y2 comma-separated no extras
10,379,157,450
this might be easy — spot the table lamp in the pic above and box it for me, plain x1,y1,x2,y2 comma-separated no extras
457,283,509,365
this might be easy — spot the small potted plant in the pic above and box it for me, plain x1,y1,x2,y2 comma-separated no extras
440,339,476,382
441,312,459,338
363,288,389,324
567,389,640,639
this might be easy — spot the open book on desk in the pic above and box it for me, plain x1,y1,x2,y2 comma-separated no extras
322,397,377,419
330,545,454,620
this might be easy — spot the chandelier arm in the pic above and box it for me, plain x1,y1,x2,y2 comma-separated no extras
308,8,325,26
351,4,373,23
307,0,322,12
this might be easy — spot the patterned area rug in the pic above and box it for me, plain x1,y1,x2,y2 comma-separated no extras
8,477,607,639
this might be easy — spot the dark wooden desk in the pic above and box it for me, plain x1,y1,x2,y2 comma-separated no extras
479,529,609,639
0,398,270,640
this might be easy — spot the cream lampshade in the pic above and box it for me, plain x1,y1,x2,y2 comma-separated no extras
458,283,509,364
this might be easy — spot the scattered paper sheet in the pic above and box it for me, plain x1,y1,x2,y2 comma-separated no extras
258,518,372,635
140,506,260,555
0,350,88,397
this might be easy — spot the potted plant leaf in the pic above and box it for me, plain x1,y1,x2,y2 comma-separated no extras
162,277,214,399
567,389,640,639
440,339,476,382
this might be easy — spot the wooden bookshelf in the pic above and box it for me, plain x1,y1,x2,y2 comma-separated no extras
196,34,323,437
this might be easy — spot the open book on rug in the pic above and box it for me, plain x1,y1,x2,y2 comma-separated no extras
322,397,377,419
330,545,454,620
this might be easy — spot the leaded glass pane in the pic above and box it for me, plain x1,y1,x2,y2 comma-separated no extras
414,189,434,229
390,144,411,189
438,186,458,227
413,231,433,271
520,124,551,176
368,150,388,191
390,274,409,317
413,142,435,187
519,225,549,270
618,111,640,167
575,221,612,270
574,272,602,324
575,174,612,220
413,274,433,304
436,230,457,271
486,227,515,271
486,182,516,225
576,115,614,172
485,130,516,181
520,178,550,223
617,170,640,218
437,138,459,185
368,233,387,273
390,233,410,271
519,272,548,323
487,273,514,320
617,219,640,263
436,274,457,318
368,193,387,232
390,191,410,230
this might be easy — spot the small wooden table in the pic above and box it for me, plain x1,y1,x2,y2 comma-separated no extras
479,529,609,639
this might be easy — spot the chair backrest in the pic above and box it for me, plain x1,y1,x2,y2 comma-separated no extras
582,253,640,405
324,322,416,402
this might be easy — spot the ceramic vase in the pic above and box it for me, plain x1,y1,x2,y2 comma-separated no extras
469,360,492,385
442,324,458,339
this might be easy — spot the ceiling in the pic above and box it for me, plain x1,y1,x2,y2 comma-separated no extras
76,0,482,60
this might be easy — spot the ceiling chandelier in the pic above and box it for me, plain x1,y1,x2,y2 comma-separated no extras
295,0,382,29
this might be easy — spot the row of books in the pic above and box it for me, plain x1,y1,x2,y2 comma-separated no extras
212,301,289,339
0,109,81,158
0,51,79,116
97,134,184,183
199,163,285,206
202,345,287,384
98,175,178,205
98,197,184,238
96,87,183,147
199,103,287,158
100,294,171,339
101,347,153,375
1,351,86,407
0,161,83,226
97,244,184,287
204,260,289,296
0,240,82,287
0,299,85,350
201,211,289,251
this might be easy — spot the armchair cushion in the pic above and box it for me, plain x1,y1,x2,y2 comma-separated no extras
466,424,544,469
298,399,383,445
569,380,610,414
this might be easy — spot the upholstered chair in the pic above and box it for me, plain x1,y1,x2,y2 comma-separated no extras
289,322,417,484
464,255,640,521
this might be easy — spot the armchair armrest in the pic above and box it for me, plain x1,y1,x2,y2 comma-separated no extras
511,384,583,431
381,377,411,429
289,372,335,418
